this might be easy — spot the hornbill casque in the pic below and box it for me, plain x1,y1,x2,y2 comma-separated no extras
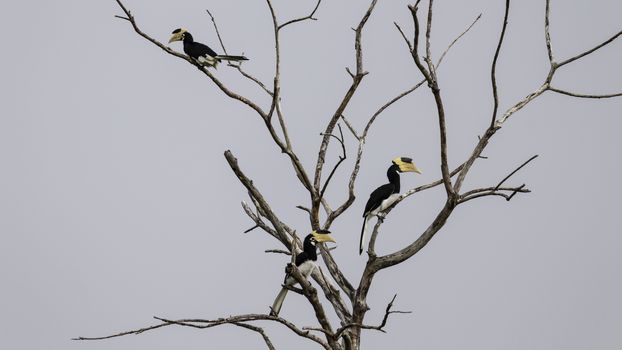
359,157,422,255
270,230,336,316
168,28,248,67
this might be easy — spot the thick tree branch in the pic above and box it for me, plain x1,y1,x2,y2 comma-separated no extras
363,162,466,257
287,264,340,349
225,151,291,247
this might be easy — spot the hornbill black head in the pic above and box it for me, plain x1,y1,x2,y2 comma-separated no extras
306,229,336,247
391,157,422,174
169,28,191,43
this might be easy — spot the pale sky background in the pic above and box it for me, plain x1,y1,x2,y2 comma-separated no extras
1,0,621,349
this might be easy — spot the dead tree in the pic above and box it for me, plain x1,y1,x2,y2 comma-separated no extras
74,1,621,349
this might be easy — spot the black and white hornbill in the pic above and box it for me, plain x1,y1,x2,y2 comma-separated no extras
168,28,248,67
270,230,336,316
359,157,422,255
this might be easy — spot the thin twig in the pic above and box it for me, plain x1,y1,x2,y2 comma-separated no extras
265,249,292,255
548,87,622,99
244,224,261,233
205,9,228,55
544,0,554,63
459,185,530,203
279,0,322,29
231,323,277,350
495,154,538,190
242,201,278,238
490,0,511,127
557,30,622,68
319,124,347,200
436,14,482,67
334,294,411,340
340,114,360,140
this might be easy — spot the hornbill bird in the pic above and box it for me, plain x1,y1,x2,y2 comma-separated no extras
168,28,248,67
359,157,422,255
270,230,336,316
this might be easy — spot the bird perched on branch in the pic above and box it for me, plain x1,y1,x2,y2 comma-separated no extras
359,157,422,255
270,230,336,316
168,28,248,67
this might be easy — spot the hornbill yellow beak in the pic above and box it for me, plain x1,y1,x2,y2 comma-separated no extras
168,28,186,43
392,157,422,174
312,230,336,243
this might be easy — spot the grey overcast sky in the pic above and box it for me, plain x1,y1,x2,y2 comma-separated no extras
1,0,621,349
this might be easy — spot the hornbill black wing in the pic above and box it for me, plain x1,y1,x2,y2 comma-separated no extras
360,183,396,254
186,41,219,59
294,252,311,267
363,183,395,216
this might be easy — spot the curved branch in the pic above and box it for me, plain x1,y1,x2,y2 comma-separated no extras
279,0,322,29
490,0,511,126
548,87,622,99
544,0,554,63
232,323,277,350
